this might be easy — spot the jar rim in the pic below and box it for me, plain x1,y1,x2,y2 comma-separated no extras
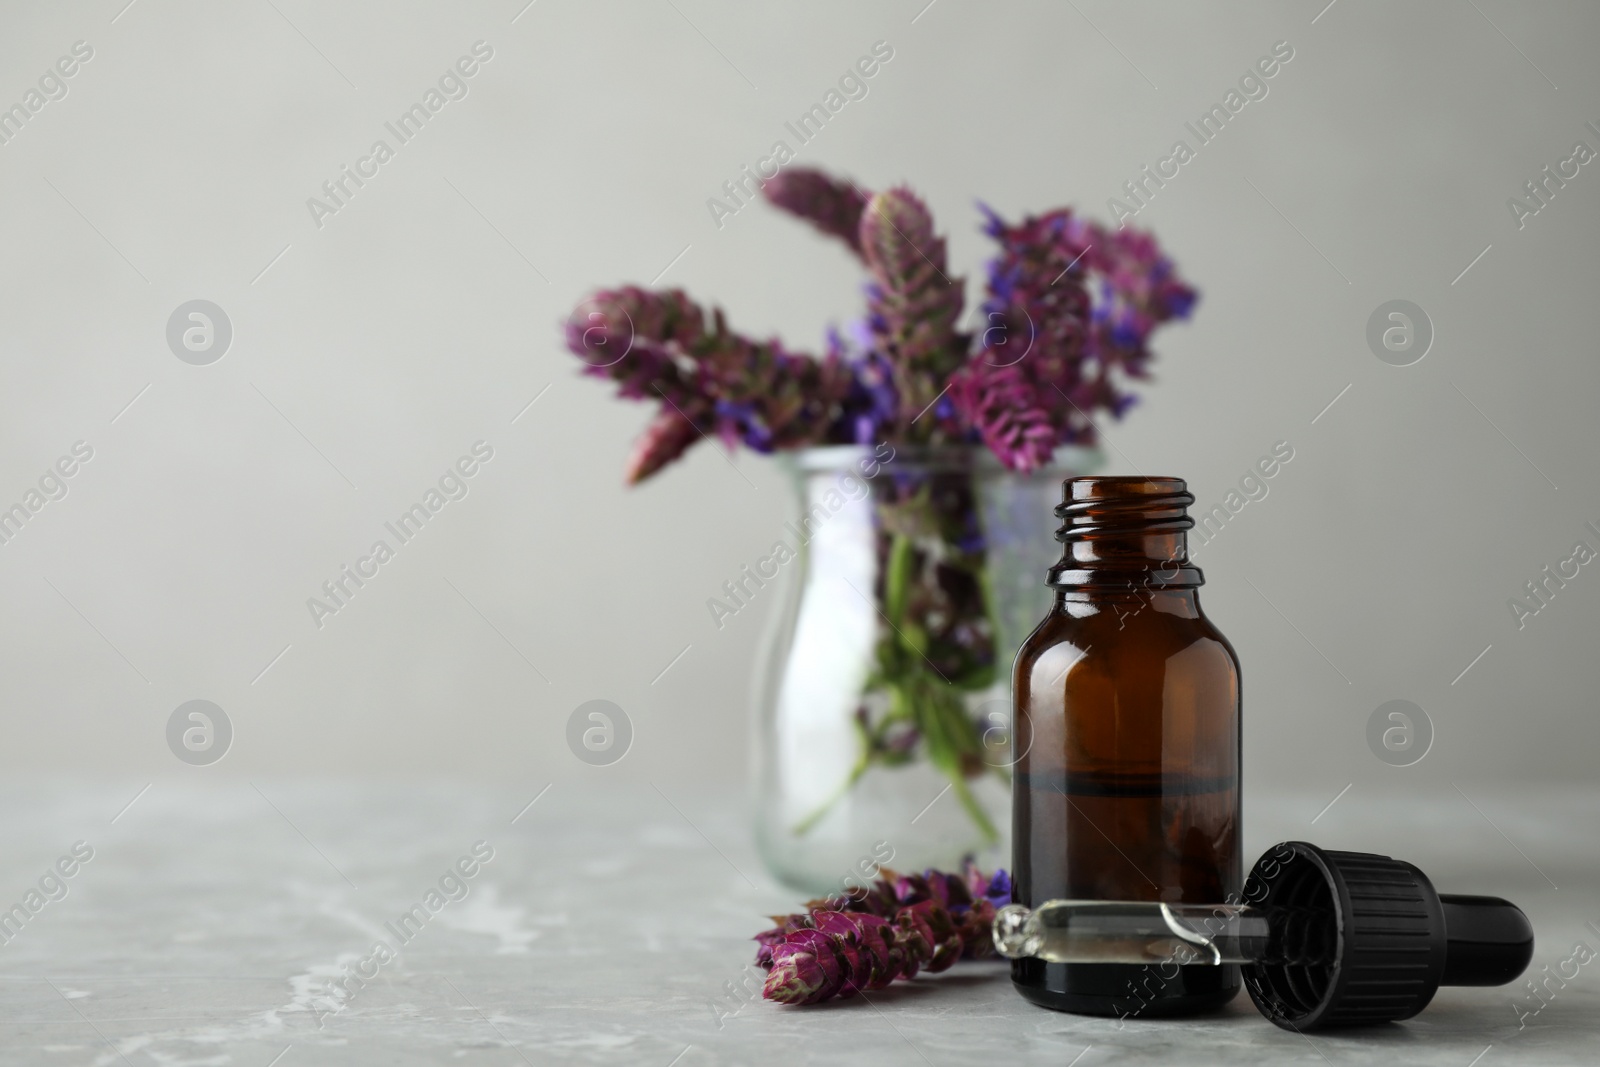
783,443,1106,475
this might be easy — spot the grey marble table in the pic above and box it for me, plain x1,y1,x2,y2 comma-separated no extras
1,780,1595,1065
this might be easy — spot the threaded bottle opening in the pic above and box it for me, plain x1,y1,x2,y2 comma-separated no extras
1048,476,1203,588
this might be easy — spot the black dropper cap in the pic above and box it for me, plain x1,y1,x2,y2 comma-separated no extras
1241,841,1534,1030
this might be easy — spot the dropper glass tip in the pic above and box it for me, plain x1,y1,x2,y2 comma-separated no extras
993,903,1039,958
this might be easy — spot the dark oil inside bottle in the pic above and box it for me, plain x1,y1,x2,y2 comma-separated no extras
1013,770,1240,1016
1011,476,1241,1017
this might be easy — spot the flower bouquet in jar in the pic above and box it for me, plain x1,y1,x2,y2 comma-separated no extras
565,168,1196,847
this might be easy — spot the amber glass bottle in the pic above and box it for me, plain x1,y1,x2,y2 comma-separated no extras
1011,476,1241,1017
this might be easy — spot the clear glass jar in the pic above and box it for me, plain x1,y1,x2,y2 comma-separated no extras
751,444,1103,894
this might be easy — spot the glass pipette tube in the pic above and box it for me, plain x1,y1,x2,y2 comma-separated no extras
992,900,1335,967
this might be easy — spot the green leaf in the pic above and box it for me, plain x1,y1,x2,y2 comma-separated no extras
884,533,912,627
949,663,997,692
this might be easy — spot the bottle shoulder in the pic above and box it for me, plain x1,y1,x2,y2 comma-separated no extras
1015,599,1240,681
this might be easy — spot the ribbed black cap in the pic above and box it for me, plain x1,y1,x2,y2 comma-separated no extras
1242,842,1448,1029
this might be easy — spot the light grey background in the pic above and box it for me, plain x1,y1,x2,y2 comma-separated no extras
0,0,1596,810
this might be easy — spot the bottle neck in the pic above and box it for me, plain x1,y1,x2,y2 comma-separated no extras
1056,586,1201,618
1047,476,1203,590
